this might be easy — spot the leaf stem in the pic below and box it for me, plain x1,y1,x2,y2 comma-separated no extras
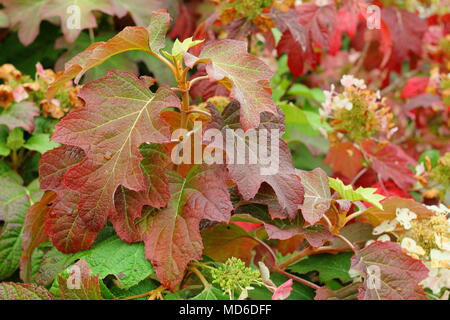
186,109,211,117
278,246,314,270
335,234,357,253
274,268,321,290
344,210,364,224
121,285,165,300
188,75,210,89
146,50,177,76
189,266,210,288
11,149,19,172
248,236,277,263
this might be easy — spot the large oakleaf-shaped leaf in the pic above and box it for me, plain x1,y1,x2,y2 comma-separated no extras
138,165,233,289
52,70,179,231
351,241,429,300
47,11,171,98
205,101,304,218
185,40,277,130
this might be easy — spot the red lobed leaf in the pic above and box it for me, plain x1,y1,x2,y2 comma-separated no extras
351,241,429,300
185,40,277,131
138,165,233,289
205,101,304,218
382,8,427,71
362,140,416,190
52,70,179,231
47,12,171,99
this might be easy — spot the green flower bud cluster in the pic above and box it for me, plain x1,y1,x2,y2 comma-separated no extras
210,257,263,297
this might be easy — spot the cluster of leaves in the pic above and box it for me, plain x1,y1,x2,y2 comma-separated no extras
0,0,449,301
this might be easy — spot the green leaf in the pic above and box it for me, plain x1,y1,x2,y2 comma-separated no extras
24,133,60,154
0,125,11,157
171,37,203,57
110,279,158,300
288,253,353,283
419,149,440,167
0,162,22,183
0,177,42,280
282,102,330,135
6,127,25,151
191,285,228,300
83,236,154,289
329,177,385,209
288,84,325,103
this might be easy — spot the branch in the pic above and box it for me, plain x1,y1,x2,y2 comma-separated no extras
189,75,210,89
274,268,321,290
335,234,357,253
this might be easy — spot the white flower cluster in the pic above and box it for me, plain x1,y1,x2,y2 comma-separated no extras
367,205,450,297
321,75,368,117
